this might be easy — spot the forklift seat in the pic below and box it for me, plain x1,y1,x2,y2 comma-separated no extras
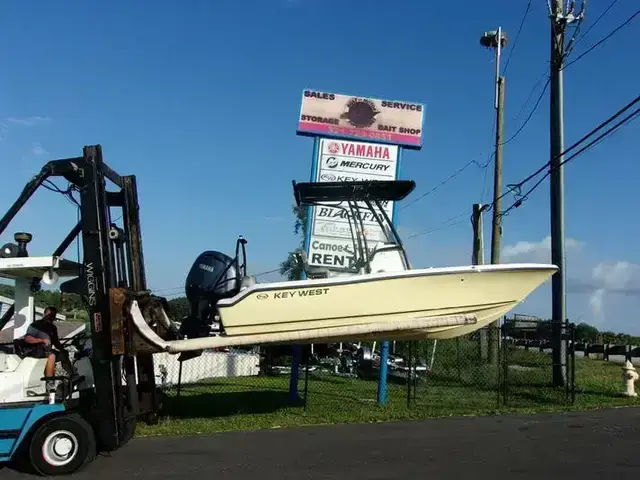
13,338,27,357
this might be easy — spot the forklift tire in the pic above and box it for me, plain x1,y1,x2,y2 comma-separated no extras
28,413,96,476
143,412,159,425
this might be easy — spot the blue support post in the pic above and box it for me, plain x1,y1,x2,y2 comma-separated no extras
288,137,321,402
376,147,403,405
377,340,390,404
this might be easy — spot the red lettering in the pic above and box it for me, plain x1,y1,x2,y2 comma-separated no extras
340,143,390,160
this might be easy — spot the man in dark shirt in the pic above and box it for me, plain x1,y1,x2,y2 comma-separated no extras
22,306,74,390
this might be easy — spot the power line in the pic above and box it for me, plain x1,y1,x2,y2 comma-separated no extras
572,0,619,47
500,98,640,216
493,69,550,149
563,7,640,70
500,77,550,146
407,212,468,239
513,69,549,122
480,118,497,203
502,0,533,76
150,267,283,294
400,158,489,211
484,93,640,214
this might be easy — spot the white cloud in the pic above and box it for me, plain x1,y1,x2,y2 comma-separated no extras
502,235,583,263
592,261,640,291
31,143,48,156
587,261,640,326
5,116,52,127
0,116,52,142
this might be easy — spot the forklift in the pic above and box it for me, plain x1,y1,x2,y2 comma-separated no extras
0,145,169,475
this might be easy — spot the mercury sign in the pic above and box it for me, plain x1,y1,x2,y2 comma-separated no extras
297,90,425,149
306,138,399,269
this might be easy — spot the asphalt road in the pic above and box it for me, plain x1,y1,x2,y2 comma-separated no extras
3,407,640,478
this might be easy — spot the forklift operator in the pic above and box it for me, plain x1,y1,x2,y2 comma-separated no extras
22,306,74,389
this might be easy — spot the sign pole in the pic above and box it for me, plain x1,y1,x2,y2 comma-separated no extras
289,137,321,402
377,146,403,405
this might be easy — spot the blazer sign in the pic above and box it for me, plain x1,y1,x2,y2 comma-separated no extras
297,90,425,149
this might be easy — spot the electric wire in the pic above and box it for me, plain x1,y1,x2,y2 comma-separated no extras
407,212,469,239
572,0,619,46
485,93,640,215
500,77,550,146
400,158,489,211
500,3,633,147
563,7,640,70
150,267,283,295
563,1,588,58
408,96,640,242
403,9,548,214
480,121,497,203
502,0,533,76
513,70,549,123
576,0,618,44
500,103,640,217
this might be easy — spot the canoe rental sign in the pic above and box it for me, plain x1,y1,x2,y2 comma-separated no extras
297,90,426,149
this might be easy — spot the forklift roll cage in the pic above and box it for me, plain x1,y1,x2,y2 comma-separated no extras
0,145,158,450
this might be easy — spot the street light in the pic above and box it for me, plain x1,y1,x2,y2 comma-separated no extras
480,28,508,108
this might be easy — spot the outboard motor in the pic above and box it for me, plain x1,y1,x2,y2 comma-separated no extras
180,236,248,339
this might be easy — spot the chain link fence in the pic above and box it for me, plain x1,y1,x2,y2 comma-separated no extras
501,319,576,407
155,324,577,419
0,321,579,420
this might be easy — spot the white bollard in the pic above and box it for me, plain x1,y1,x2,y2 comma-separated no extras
621,360,638,398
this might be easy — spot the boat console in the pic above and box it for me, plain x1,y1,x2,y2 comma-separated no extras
292,179,414,275
178,180,418,339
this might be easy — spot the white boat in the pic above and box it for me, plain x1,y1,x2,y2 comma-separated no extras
128,179,557,353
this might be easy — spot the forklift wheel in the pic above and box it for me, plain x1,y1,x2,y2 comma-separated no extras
29,413,96,476
144,412,159,425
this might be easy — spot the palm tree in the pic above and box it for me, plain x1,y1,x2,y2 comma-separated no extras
279,205,308,281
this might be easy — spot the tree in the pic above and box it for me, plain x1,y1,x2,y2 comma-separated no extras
166,296,189,320
0,284,85,321
279,205,308,281
574,322,599,342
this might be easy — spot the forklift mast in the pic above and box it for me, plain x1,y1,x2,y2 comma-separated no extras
0,145,157,450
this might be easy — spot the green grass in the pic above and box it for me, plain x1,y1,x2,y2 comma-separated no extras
136,347,639,438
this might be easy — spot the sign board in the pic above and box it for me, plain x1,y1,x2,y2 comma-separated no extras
306,138,399,269
297,90,425,149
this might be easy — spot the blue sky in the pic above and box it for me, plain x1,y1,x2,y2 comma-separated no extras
1,1,638,333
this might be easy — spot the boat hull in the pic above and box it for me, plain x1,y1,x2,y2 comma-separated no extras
216,263,557,340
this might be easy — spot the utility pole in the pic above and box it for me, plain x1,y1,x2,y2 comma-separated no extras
492,77,505,265
549,0,567,389
472,203,488,361
548,0,584,387
472,203,485,266
480,28,508,364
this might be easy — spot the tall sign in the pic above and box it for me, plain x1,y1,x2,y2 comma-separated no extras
307,138,399,270
294,87,425,405
297,90,425,149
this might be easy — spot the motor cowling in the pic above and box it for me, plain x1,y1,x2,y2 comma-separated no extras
181,250,242,338
185,250,241,302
